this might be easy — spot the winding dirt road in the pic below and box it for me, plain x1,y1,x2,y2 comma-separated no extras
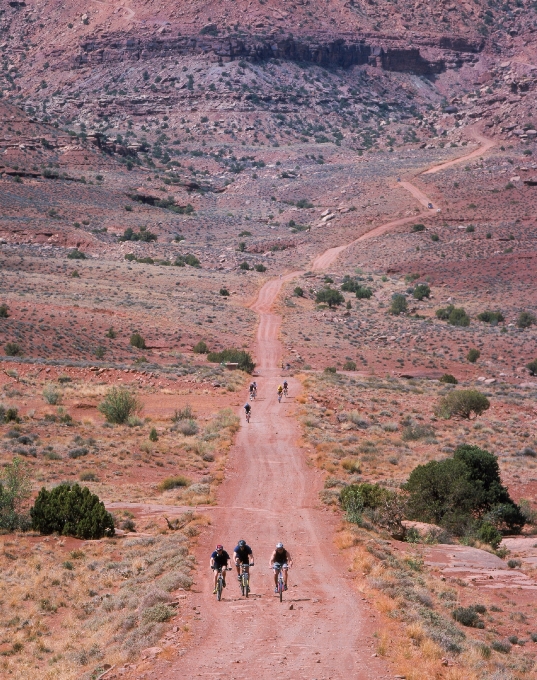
135,134,496,680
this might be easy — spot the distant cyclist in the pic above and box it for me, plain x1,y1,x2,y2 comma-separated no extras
277,385,283,403
210,544,231,594
269,542,292,593
233,539,254,586
249,381,257,399
244,402,251,422
283,380,288,397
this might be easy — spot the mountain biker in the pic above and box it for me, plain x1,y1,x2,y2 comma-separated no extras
283,380,288,395
233,539,254,586
269,542,292,592
210,544,231,594
249,381,256,398
277,385,283,402
244,402,251,420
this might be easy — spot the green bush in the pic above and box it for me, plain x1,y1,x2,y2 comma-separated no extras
527,359,537,376
31,483,115,539
477,310,504,324
324,366,337,374
491,640,511,654
175,253,200,268
206,348,256,373
219,288,230,297
294,286,304,297
0,458,31,531
518,311,536,329
316,288,345,308
340,482,390,511
255,264,267,272
98,387,141,424
0,406,19,423
413,283,431,301
120,226,157,242
355,286,373,299
43,383,61,405
158,476,190,491
466,348,481,363
67,249,86,260
452,607,481,627
192,341,209,354
342,360,356,371
405,444,524,535
412,223,425,232
239,261,250,270
389,294,408,315
436,389,490,420
440,374,458,384
5,342,22,356
130,332,146,349
476,522,502,549
431,233,439,242
402,424,435,441
0,303,9,318
448,307,470,327
149,427,158,442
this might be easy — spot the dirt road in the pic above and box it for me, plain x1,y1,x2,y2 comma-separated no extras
152,275,390,680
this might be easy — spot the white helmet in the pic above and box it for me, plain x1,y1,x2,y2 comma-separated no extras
276,542,284,549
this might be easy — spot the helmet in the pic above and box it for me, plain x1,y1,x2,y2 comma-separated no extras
244,402,250,408
216,544,223,550
238,539,246,547
276,542,284,549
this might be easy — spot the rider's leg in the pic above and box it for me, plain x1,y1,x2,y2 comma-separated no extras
273,568,279,586
236,560,241,579
213,568,219,590
282,565,289,587
222,568,227,586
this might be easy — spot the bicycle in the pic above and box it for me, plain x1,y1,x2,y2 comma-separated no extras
283,386,288,397
249,389,256,400
215,566,231,601
239,562,253,597
273,562,285,602
245,409,251,423
277,391,282,403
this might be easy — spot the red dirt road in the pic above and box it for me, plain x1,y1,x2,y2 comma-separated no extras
152,275,391,680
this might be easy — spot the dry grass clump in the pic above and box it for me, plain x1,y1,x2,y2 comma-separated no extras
0,528,197,679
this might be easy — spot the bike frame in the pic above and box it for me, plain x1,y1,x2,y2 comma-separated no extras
240,563,250,597
273,563,285,602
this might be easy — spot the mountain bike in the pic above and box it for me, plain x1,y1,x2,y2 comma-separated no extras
283,386,288,397
215,567,231,601
245,409,251,423
239,562,253,597
273,562,285,602
249,388,256,400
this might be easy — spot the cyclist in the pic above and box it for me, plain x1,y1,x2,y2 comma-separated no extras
233,539,254,587
269,542,292,593
210,544,231,594
283,380,288,396
249,381,256,399
244,402,251,422
277,385,283,402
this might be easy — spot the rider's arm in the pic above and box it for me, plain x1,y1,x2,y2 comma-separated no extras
210,557,215,568
268,550,275,567
233,551,239,562
286,551,293,566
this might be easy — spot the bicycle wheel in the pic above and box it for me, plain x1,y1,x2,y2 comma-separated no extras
217,576,223,601
279,579,283,602
245,574,249,598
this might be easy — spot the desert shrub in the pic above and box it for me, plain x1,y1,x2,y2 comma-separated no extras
43,383,61,405
431,233,439,242
149,427,158,442
436,389,490,419
239,261,250,270
355,286,373,299
98,387,141,424
192,341,209,354
412,223,425,232
517,311,536,329
477,310,504,324
413,283,431,300
175,419,198,436
173,404,195,421
206,348,255,373
294,286,304,297
175,253,200,268
254,264,267,272
476,522,502,549
158,476,190,492
389,294,407,315
436,305,453,320
467,348,481,363
31,483,115,539
0,304,9,318
130,333,146,349
448,307,470,326
491,640,511,654
120,226,157,242
402,424,435,441
405,445,524,535
219,288,230,296
68,447,88,459
67,249,86,259
315,288,345,308
0,457,31,531
5,342,22,356
452,607,481,627
342,360,356,371
340,482,391,513
80,472,98,482
142,603,174,623
324,366,336,374
527,359,537,376
440,374,458,384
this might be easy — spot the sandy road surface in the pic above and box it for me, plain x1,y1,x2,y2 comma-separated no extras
150,275,391,680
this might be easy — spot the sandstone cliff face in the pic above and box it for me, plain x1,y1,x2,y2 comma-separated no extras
71,31,481,76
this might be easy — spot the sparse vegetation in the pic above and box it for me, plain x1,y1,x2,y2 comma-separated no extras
130,332,146,349
466,348,480,363
98,387,141,424
436,389,490,419
316,288,345,308
192,341,209,354
389,294,408,315
206,348,255,373
517,311,536,329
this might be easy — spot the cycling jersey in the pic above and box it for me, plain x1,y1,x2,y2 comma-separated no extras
234,544,253,563
211,550,230,568
244,404,251,413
